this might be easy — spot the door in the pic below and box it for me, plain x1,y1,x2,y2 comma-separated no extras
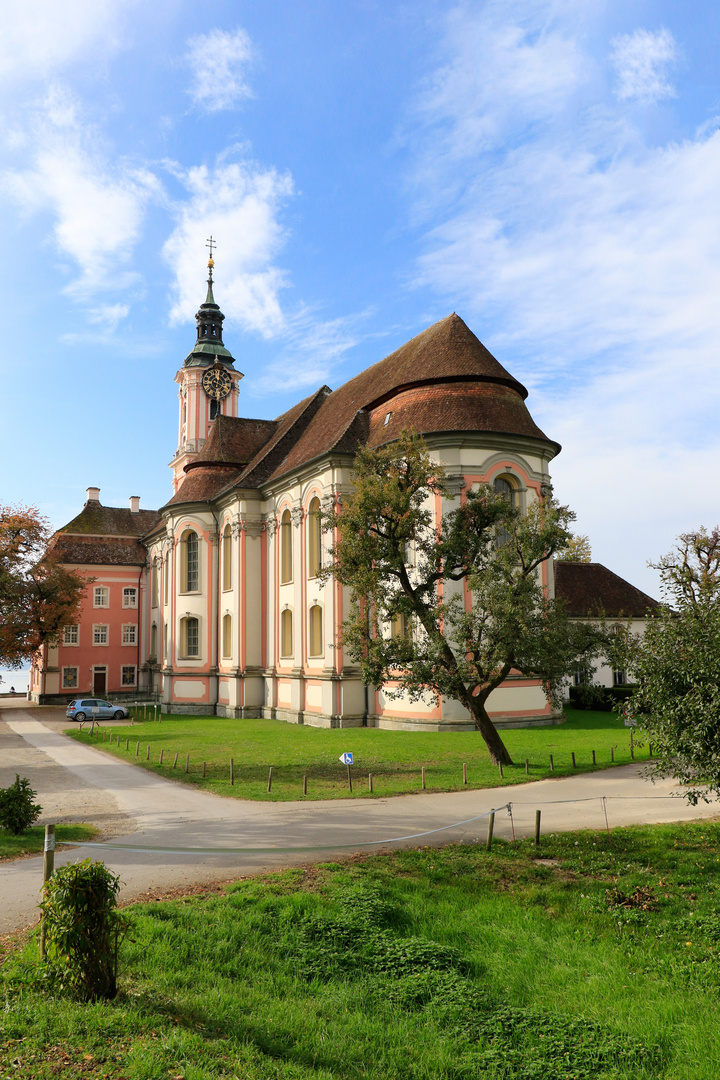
93,668,107,695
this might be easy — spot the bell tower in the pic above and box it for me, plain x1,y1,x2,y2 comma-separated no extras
169,239,243,491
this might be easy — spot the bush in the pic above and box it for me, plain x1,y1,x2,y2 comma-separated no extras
0,774,42,834
39,859,128,1001
569,683,612,711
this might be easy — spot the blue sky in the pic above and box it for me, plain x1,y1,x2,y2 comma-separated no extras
2,0,720,620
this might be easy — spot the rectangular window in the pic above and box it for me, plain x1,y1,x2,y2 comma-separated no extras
93,586,109,608
122,587,137,608
151,560,159,608
62,666,78,689
121,665,137,686
613,669,627,687
122,624,137,646
222,613,232,658
93,624,109,645
185,618,199,657
62,625,79,645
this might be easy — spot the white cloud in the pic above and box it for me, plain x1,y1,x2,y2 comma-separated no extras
2,89,161,300
252,311,367,394
404,3,720,590
186,28,254,113
87,303,131,332
0,1,135,83
163,159,293,336
610,27,676,105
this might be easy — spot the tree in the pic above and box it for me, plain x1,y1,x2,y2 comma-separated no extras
626,527,720,803
556,533,592,563
320,431,602,765
0,505,85,670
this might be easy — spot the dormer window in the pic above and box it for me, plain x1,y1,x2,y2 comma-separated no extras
384,412,392,426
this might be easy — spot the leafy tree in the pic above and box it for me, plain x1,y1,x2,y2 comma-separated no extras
0,504,85,670
320,431,602,765
556,533,592,563
0,775,42,834
627,527,720,803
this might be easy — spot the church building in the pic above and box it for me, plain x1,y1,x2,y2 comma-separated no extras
29,257,655,727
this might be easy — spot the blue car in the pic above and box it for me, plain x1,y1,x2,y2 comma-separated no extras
66,698,129,722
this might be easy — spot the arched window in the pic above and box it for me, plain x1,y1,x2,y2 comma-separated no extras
222,613,232,658
309,605,323,657
280,609,293,658
222,524,232,591
151,560,159,608
493,476,517,507
280,510,293,583
164,551,170,605
181,530,199,592
150,623,158,658
308,497,322,578
180,616,200,658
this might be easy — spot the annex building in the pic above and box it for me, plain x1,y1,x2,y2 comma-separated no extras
29,261,657,727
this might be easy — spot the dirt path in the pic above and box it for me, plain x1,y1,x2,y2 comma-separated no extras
1,703,718,934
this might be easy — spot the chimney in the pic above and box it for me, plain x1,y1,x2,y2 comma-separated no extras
86,487,100,503
129,496,140,513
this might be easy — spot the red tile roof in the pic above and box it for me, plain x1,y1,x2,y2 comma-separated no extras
59,503,161,537
554,561,659,618
50,535,147,566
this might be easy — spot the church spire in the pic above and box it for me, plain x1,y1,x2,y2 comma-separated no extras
183,238,237,370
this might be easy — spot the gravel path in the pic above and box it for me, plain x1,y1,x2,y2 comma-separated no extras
1,702,718,934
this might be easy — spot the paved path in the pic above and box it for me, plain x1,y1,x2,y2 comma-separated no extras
1,707,718,934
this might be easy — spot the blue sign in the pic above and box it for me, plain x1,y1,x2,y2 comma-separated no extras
339,752,353,765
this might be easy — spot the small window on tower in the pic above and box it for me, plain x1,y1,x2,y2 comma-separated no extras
210,399,219,420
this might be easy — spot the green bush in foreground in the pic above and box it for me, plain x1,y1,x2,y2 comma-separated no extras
39,859,128,1001
0,774,42,834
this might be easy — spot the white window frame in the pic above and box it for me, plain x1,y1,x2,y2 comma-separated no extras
93,624,109,646
122,587,137,609
62,666,79,689
121,665,137,687
62,625,79,646
121,623,137,646
93,586,109,608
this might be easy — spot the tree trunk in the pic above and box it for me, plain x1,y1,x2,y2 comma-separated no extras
468,696,513,766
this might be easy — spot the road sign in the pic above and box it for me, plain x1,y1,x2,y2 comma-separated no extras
339,752,353,765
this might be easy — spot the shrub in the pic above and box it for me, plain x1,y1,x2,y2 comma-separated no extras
0,774,42,834
569,683,612,711
39,859,128,1000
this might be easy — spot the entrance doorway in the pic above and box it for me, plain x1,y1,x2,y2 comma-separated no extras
93,668,107,696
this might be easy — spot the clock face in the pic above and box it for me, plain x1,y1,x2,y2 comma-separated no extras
202,366,233,401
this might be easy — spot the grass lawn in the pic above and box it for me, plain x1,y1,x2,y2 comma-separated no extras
2,819,720,1078
66,708,646,801
0,824,98,863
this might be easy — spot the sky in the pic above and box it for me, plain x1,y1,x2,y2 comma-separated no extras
2,0,720,620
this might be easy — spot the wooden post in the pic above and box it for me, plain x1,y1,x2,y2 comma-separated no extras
525,758,529,775
486,811,495,851
421,766,426,790
135,741,139,756
159,748,164,765
40,824,55,959
146,745,150,760
267,766,273,792
230,758,234,785
592,749,596,765
649,743,653,758
463,762,467,784
347,764,353,793
549,754,554,771
368,772,373,792
173,752,178,768
630,731,634,759
185,752,190,774
571,752,576,768
535,809,541,847
498,762,503,779
611,746,615,763
125,738,129,751
203,761,206,778
303,774,307,795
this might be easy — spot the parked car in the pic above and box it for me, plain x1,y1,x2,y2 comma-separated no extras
66,699,129,722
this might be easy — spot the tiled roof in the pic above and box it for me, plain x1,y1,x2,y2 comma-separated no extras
50,535,147,566
165,465,244,507
263,314,557,483
59,503,161,536
554,562,659,618
185,415,278,468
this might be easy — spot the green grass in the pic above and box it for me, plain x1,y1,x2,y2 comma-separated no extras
0,824,98,863
2,819,720,1078
66,708,645,801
